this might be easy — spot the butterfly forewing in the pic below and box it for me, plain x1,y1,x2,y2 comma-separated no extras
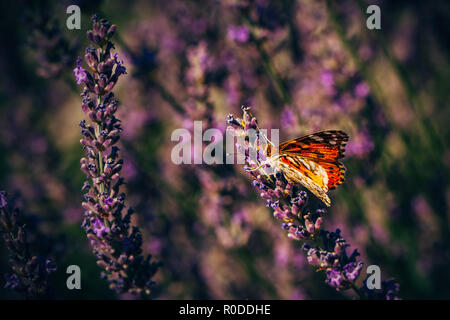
272,130,349,206
279,130,348,162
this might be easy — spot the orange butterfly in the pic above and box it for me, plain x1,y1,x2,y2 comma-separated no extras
264,130,348,207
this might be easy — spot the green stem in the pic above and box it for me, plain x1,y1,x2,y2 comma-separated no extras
96,96,104,195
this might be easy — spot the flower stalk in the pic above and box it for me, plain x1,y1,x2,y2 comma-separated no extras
227,107,400,299
74,15,160,297
0,191,56,298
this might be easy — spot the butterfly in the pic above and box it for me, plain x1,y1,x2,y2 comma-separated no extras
264,130,349,207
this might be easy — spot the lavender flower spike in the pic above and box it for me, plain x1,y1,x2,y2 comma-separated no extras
0,191,56,298
227,107,400,300
75,15,160,297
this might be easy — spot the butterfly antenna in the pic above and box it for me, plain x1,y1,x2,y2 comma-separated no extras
247,162,268,172
260,129,276,147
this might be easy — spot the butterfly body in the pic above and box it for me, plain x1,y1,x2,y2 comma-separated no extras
265,130,349,207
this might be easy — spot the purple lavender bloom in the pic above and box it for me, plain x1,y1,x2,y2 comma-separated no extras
326,269,345,288
75,15,160,298
103,197,114,206
228,25,250,43
92,217,110,237
343,261,363,282
0,191,56,298
227,107,400,299
73,57,88,85
112,53,128,75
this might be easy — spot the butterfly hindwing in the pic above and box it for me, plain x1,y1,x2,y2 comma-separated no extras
317,161,345,190
278,155,332,206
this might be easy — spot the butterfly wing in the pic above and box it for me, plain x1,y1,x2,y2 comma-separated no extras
279,130,348,163
278,155,332,206
275,130,348,206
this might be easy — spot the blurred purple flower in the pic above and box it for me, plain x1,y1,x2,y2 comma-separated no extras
29,136,48,155
320,71,335,89
280,107,296,128
412,196,430,215
0,191,56,298
227,25,250,43
224,75,241,106
347,129,375,158
63,207,82,224
355,82,370,98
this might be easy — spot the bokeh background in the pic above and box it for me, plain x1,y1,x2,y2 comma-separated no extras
0,0,449,299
